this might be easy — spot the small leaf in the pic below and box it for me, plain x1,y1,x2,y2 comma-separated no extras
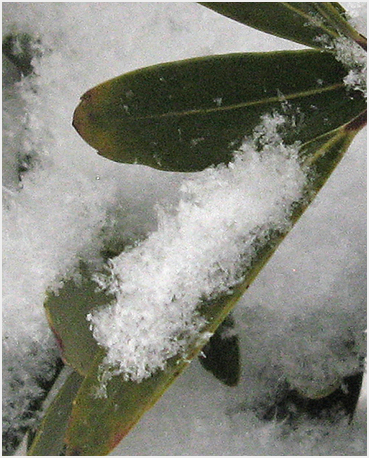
44,264,113,376
73,50,365,172
27,369,83,456
65,115,365,455
199,314,240,386
199,3,360,50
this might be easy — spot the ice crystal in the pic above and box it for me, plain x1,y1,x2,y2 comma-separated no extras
316,32,367,97
333,36,367,97
89,115,306,382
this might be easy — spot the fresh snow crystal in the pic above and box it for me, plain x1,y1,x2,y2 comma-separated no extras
332,36,367,97
89,114,307,382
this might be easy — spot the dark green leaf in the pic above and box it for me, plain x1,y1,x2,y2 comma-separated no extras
44,265,113,376
73,49,365,172
65,114,365,455
199,3,364,49
199,314,240,386
27,370,83,456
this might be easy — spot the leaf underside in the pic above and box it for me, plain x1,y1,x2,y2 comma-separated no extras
73,49,365,172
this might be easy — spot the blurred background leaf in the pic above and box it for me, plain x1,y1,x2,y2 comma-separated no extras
199,314,240,387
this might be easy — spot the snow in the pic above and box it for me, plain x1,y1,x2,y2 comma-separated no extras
2,2,366,456
340,3,367,96
341,2,368,35
110,361,367,456
89,114,306,382
313,3,367,96
329,36,366,96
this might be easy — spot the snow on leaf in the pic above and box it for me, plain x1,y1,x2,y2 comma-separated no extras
316,34,367,97
88,114,307,382
333,36,367,97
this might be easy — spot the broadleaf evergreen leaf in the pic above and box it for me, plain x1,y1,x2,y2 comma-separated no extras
199,3,365,49
27,370,83,456
73,50,365,172
44,265,113,376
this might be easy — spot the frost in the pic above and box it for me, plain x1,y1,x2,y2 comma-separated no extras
89,114,306,382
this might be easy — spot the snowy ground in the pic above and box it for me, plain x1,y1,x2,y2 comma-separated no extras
2,2,367,456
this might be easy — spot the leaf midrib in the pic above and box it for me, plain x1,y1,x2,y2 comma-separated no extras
133,82,344,120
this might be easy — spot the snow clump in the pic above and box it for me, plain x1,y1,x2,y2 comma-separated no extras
313,4,367,97
332,36,367,97
89,114,307,382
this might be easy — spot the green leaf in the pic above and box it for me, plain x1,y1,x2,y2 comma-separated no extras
199,314,240,387
65,114,365,455
65,348,190,456
27,370,83,456
44,265,113,376
73,49,365,172
199,3,364,50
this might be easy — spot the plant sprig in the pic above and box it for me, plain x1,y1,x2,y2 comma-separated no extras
26,3,366,455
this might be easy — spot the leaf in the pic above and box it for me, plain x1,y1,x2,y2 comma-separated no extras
199,3,363,50
65,114,365,455
310,3,367,49
65,348,189,456
73,49,365,172
199,314,240,386
27,370,83,456
44,264,113,376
